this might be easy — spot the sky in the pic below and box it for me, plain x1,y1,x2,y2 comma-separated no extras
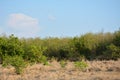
0,0,120,38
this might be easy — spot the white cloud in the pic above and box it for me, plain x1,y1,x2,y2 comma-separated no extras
48,14,56,21
7,13,40,37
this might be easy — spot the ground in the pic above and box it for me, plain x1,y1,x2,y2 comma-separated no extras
0,60,120,80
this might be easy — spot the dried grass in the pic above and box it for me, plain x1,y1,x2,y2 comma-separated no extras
0,60,120,80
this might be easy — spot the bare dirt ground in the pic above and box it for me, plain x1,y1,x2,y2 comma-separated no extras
0,60,120,80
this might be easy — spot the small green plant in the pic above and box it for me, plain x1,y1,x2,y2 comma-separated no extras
2,55,27,74
41,55,49,65
74,61,88,71
60,60,67,68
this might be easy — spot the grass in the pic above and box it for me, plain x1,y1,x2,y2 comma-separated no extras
74,61,88,71
60,60,67,68
0,60,120,80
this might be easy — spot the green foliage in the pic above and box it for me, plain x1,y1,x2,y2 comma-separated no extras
0,34,24,63
73,32,115,60
103,44,120,60
7,34,24,56
74,61,88,71
113,29,120,47
2,55,27,74
43,37,71,60
23,45,47,63
0,29,120,74
0,36,8,63
60,60,67,68
40,55,48,65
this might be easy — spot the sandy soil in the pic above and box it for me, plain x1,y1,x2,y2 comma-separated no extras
0,60,120,80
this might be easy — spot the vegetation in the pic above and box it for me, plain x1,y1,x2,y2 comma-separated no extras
74,61,88,71
2,55,27,74
60,60,67,68
0,29,120,74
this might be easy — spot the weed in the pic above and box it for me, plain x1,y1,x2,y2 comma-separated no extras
41,56,49,65
74,61,88,71
60,60,67,68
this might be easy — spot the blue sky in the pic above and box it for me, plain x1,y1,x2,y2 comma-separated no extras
0,0,120,38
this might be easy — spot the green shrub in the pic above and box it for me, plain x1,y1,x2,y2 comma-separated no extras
0,29,120,63
73,32,114,60
74,61,88,71
60,60,67,68
7,34,24,56
43,37,71,60
0,34,24,57
0,35,24,64
2,55,27,74
103,44,120,60
72,33,97,59
40,55,48,65
23,45,47,63
113,29,120,47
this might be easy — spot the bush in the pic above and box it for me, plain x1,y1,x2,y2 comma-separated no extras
0,34,24,63
73,32,114,60
40,55,48,65
43,37,71,60
2,55,27,74
113,29,120,47
23,45,47,63
73,34,95,59
7,34,24,56
103,44,120,60
0,29,120,69
60,60,67,68
74,61,88,71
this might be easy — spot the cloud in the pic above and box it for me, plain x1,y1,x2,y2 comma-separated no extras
48,14,56,21
7,13,40,37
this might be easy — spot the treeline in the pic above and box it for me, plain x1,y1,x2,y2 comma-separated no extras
0,29,120,73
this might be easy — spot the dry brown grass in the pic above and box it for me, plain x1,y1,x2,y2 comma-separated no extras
0,60,120,80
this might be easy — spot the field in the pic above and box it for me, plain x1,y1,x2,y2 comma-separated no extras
0,30,120,80
0,60,120,80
